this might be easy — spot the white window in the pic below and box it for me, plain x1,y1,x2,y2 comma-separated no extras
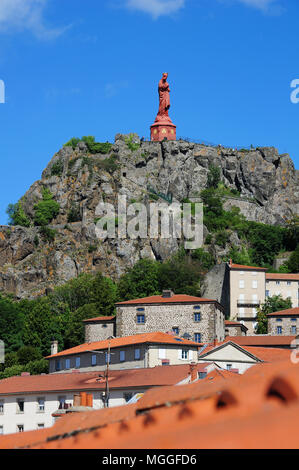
37,398,45,412
17,399,24,414
239,307,245,316
252,280,258,289
252,308,257,315
239,294,245,304
158,348,166,359
239,280,244,288
240,271,244,275
251,271,257,275
134,349,141,360
65,358,70,369
180,350,188,360
120,351,125,362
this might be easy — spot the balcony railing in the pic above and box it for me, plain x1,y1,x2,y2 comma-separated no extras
237,300,260,308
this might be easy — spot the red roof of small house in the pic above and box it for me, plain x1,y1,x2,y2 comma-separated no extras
83,316,115,323
46,331,202,359
116,294,218,306
4,360,299,449
267,307,299,317
225,321,248,330
266,273,299,281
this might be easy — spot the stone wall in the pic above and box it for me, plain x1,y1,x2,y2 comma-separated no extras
85,320,116,343
268,316,298,336
116,302,225,343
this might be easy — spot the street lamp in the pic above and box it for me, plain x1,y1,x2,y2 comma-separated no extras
86,336,115,408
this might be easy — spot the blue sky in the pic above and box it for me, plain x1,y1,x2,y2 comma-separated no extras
0,0,298,225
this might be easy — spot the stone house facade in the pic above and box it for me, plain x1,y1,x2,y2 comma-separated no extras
225,321,248,337
267,307,299,336
115,291,225,344
84,316,116,343
266,274,299,308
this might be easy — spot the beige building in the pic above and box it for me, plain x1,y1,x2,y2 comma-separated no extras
115,291,225,344
267,307,299,336
229,261,267,335
266,274,299,308
47,331,201,374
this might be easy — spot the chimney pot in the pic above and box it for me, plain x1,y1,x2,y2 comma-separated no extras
162,290,174,298
51,340,58,356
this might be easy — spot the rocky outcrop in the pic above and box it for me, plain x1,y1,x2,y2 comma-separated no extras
0,134,298,298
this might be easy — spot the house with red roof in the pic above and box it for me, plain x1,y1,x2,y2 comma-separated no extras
0,363,210,435
46,331,202,374
267,307,299,336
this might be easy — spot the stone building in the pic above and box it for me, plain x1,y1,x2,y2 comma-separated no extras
115,291,225,344
225,320,248,337
84,316,116,343
267,307,299,336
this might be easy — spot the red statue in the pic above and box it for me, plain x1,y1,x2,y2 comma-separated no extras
151,73,176,141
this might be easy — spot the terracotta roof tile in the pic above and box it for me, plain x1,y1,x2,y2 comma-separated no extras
229,263,267,271
266,273,299,281
116,294,216,305
46,331,202,359
83,316,115,323
224,335,296,347
3,360,299,449
0,364,201,395
267,307,299,317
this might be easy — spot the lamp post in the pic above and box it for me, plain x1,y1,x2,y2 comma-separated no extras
86,336,115,408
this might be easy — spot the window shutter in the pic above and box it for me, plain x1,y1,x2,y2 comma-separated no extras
188,350,193,360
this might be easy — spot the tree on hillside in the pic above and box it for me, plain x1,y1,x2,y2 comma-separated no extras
286,244,299,273
256,295,292,334
117,259,160,301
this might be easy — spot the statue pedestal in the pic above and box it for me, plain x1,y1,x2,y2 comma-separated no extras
150,121,176,142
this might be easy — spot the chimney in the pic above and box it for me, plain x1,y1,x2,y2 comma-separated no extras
229,259,232,267
162,290,174,298
73,394,81,407
189,362,198,382
21,372,30,377
51,340,58,355
80,392,87,407
86,393,93,407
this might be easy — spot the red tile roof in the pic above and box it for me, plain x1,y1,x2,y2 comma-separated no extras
116,294,217,305
225,320,248,329
266,273,299,281
83,316,115,323
0,364,204,396
224,335,296,347
46,331,202,359
4,359,299,449
229,262,267,271
267,307,299,317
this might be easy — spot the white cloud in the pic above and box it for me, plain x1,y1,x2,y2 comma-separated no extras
125,0,185,18
220,0,282,13
0,0,69,39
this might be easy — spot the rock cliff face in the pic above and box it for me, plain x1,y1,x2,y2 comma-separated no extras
0,134,298,298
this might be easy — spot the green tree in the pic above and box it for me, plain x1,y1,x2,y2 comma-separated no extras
158,250,202,296
286,244,299,273
118,259,160,301
34,188,60,226
207,165,221,189
0,294,24,352
64,303,99,349
6,201,31,227
256,295,292,334
17,346,42,365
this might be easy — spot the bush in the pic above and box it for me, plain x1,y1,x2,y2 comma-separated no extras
64,137,81,149
125,134,140,152
17,346,42,365
207,165,221,189
34,188,60,226
95,155,119,174
51,159,64,177
6,201,31,227
39,226,56,242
